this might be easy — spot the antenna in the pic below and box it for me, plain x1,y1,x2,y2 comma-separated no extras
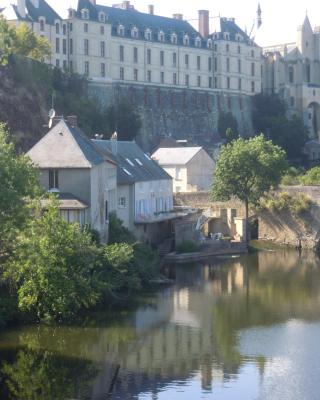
48,108,56,129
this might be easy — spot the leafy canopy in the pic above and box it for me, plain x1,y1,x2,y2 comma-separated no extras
211,135,288,208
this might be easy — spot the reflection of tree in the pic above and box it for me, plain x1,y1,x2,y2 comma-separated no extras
1,349,98,400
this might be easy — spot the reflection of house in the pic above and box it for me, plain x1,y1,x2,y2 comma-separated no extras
93,138,181,244
27,118,117,243
152,147,215,193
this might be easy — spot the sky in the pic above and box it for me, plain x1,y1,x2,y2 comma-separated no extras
45,0,320,46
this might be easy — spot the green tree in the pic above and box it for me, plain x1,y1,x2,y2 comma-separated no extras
0,123,40,252
106,99,142,141
300,166,320,186
3,204,100,321
218,112,239,141
0,16,15,65
211,135,288,239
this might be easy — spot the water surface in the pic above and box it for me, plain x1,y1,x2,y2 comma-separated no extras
1,249,320,399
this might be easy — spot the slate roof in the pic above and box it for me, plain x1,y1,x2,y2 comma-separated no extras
152,147,203,166
210,17,254,45
76,0,206,47
9,0,61,24
41,193,89,210
28,119,115,169
93,140,172,184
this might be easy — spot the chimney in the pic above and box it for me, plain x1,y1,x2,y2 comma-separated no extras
148,5,154,15
110,131,118,155
67,115,78,127
17,0,26,18
122,1,130,9
198,10,209,38
173,13,183,20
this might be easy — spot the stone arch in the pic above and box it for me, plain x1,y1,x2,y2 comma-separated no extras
307,102,320,139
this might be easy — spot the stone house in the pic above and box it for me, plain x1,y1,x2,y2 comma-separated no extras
93,138,183,244
27,118,117,243
151,147,215,193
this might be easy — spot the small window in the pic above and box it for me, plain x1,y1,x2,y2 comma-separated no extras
145,29,152,41
171,33,177,44
159,31,165,42
100,25,105,35
101,63,106,77
119,45,124,62
101,41,105,57
122,168,132,176
120,67,124,80
63,25,67,35
197,76,201,87
134,68,138,81
84,61,89,76
160,71,164,84
118,197,127,208
147,70,152,82
184,35,189,46
195,37,201,47
126,158,134,166
118,25,125,36
40,19,45,32
135,158,143,166
84,23,88,33
49,169,59,189
160,50,164,66
55,22,60,35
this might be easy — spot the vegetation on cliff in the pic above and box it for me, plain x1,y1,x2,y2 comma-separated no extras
281,166,320,186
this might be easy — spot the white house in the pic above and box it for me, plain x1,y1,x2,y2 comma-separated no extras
93,138,183,244
152,147,215,193
27,117,117,243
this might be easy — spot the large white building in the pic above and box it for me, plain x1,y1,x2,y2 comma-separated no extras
2,0,263,96
263,15,320,140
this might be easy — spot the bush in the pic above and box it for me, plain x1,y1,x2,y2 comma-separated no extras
259,192,313,215
281,167,304,186
299,167,320,186
108,212,135,244
176,241,199,254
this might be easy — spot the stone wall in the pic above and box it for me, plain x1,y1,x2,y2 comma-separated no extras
88,82,254,151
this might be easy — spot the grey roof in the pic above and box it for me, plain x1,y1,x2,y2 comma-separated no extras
152,147,203,166
93,140,172,184
28,119,115,169
41,192,89,210
9,0,61,24
76,0,207,48
210,17,255,45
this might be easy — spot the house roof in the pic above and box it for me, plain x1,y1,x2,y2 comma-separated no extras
209,17,255,45
93,140,172,184
152,147,203,166
41,192,89,210
76,0,206,47
27,119,115,169
4,0,61,24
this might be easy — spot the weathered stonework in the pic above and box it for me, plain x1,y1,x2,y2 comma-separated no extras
89,82,254,151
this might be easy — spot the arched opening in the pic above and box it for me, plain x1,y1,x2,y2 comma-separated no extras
307,102,320,139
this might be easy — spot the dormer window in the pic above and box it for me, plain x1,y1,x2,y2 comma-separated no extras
183,34,189,46
171,33,177,44
99,12,106,22
236,34,243,42
158,31,165,42
207,38,213,49
131,26,138,38
195,36,201,47
145,28,152,41
81,8,89,20
224,32,230,40
118,24,125,36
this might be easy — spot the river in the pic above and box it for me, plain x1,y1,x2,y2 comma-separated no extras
1,249,320,399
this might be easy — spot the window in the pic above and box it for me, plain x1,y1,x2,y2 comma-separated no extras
119,45,124,62
306,64,311,83
63,39,67,55
185,54,189,68
197,56,201,70
159,31,165,42
160,71,164,84
171,33,177,44
55,22,60,35
118,197,126,208
197,76,201,87
185,74,189,86
238,45,241,54
195,37,201,47
227,77,230,89
160,50,164,66
40,20,44,32
63,60,67,71
101,41,105,57
126,158,134,166
226,58,230,72
69,22,73,32
120,67,124,80
208,57,212,71
133,47,138,63
84,23,88,33
183,35,189,46
55,38,60,53
147,49,151,64
131,27,138,38
101,63,105,77
214,58,217,71
209,77,213,88
251,62,255,76
69,60,73,72
63,25,67,35
147,70,152,82
289,66,294,83
100,25,105,35
81,9,89,20
238,59,241,73
69,39,73,54
85,61,89,76
214,77,218,88
207,39,213,49
226,44,229,52
173,52,177,67
134,68,138,81
214,43,218,52
49,170,59,189
238,78,242,90
251,81,255,93
173,73,177,85
84,39,89,56
145,29,152,40
251,50,255,58
118,25,125,36
99,12,105,22
135,158,143,166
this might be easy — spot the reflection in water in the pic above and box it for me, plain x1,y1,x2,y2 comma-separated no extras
1,249,320,399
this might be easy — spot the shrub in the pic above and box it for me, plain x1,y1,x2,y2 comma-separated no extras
259,192,313,215
299,167,320,186
108,212,135,244
176,241,199,254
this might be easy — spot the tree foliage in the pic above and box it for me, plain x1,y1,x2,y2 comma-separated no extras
211,135,288,221
0,18,51,65
252,94,309,161
218,112,239,141
299,166,320,186
0,123,40,250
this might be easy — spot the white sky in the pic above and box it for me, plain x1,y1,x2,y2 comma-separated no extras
45,0,320,47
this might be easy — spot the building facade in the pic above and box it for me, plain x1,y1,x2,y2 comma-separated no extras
152,146,215,193
2,0,262,96
263,16,320,140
